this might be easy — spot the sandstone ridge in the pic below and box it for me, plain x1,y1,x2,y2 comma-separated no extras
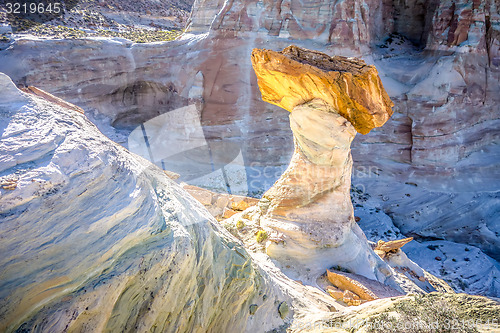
0,72,344,332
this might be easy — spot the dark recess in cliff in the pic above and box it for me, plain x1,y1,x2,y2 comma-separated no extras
389,0,440,48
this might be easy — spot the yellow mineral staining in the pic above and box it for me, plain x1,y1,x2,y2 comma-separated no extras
251,45,394,134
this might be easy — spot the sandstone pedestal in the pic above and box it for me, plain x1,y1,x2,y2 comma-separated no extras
251,46,394,282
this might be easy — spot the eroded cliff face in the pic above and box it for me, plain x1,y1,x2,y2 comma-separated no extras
360,1,500,264
0,0,498,289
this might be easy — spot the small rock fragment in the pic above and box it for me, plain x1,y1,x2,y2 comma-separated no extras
326,286,343,300
375,237,413,253
216,196,230,209
326,269,377,301
278,301,289,319
223,208,238,219
183,185,213,206
163,170,180,180
374,249,386,259
342,290,361,306
249,304,258,315
230,196,259,211
1,178,18,190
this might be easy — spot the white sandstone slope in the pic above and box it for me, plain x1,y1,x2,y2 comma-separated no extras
0,73,342,332
352,190,500,298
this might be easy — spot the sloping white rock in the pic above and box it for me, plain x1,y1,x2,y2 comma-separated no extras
0,73,339,332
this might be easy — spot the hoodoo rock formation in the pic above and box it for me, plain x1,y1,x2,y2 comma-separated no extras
1,0,499,297
251,46,394,281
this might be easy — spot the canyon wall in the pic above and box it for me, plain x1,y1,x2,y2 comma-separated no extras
0,0,498,264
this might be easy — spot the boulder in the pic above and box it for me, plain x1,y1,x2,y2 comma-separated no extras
326,270,377,301
325,286,344,300
251,45,394,134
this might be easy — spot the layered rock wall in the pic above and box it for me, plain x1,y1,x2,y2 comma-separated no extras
0,0,498,262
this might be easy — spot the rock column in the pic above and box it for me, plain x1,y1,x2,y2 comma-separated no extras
251,46,395,281
262,98,357,246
